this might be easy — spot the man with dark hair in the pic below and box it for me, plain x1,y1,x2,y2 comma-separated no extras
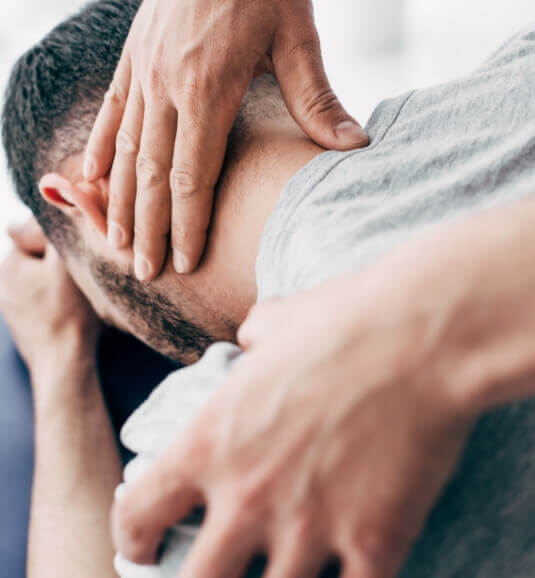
2,1,535,577
3,0,140,247
2,0,301,363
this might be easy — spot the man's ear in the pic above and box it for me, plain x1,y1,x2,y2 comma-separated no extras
39,173,107,236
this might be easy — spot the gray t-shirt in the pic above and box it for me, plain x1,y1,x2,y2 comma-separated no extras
115,25,535,578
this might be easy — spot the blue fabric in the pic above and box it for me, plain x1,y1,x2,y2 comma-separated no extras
0,316,340,578
0,317,33,577
0,321,176,577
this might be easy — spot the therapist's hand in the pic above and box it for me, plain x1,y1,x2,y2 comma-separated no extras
112,196,535,577
84,0,368,280
110,235,493,576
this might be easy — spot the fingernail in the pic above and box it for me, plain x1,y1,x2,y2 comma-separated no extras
173,249,189,274
334,120,368,146
134,253,152,281
108,221,125,249
83,155,96,181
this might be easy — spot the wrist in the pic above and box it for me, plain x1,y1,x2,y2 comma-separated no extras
30,322,97,373
30,325,100,411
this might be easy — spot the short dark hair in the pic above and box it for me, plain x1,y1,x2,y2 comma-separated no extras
1,0,282,251
1,0,282,362
2,0,140,247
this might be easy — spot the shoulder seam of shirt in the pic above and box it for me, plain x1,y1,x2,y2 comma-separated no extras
258,89,417,277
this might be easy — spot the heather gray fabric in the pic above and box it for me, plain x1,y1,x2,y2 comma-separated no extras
257,26,535,299
116,25,535,578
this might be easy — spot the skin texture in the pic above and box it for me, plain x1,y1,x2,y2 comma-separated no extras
39,110,323,365
83,0,368,280
0,220,122,578
111,195,535,578
3,172,535,577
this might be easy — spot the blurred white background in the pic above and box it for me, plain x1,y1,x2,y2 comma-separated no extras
0,0,533,258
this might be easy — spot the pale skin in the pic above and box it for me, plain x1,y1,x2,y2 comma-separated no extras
109,195,535,578
4,29,535,574
38,104,324,359
0,104,321,576
4,195,535,577
0,221,122,578
84,0,368,281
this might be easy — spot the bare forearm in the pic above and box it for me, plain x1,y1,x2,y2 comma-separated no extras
352,193,535,415
437,195,535,412
28,348,121,578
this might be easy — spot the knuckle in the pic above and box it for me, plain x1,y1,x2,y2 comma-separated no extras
301,87,341,121
105,81,127,109
148,64,164,93
170,168,199,200
344,522,403,577
116,126,139,157
175,81,203,114
177,42,203,74
235,475,274,517
147,73,172,109
136,156,168,191
114,500,149,562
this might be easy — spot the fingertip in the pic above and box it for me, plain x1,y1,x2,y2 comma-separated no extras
111,490,161,566
276,41,369,152
172,249,191,275
108,220,127,249
134,252,155,282
171,235,206,275
334,120,369,150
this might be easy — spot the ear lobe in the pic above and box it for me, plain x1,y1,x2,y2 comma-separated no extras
39,173,107,236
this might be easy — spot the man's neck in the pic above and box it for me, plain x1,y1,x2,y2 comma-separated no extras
191,122,324,331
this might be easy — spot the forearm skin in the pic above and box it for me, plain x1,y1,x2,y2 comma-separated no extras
27,343,122,578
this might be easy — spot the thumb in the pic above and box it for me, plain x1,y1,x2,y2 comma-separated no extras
273,28,368,151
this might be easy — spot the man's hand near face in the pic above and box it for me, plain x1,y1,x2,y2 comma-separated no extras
84,0,368,280
1,219,100,371
0,218,121,578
